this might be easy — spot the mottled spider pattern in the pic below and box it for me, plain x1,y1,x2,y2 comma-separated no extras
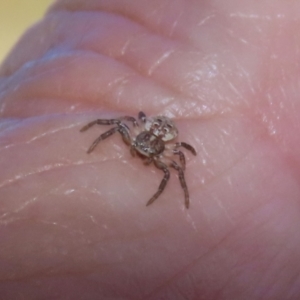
80,111,196,208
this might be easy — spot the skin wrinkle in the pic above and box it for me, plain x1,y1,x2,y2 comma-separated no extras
0,196,40,222
7,2,298,110
1,51,80,88
1,212,164,284
169,10,184,37
201,215,290,299
53,0,288,53
0,198,87,229
0,60,77,112
264,23,300,86
0,157,124,190
0,162,71,189
37,220,86,237
65,18,239,115
213,261,259,299
233,212,300,297
213,242,276,299
258,259,297,299
10,10,251,115
0,6,189,77
285,269,300,299
229,13,286,21
191,127,267,190
198,144,252,189
50,1,196,45
0,147,149,230
0,121,80,151
1,50,191,116
1,183,83,225
1,267,146,300
253,250,285,298
215,198,234,225
28,210,164,252
145,1,170,24
2,9,257,119
197,14,216,27
258,259,291,299
0,262,107,285
58,16,211,112
143,214,256,299
147,49,175,76
5,7,179,72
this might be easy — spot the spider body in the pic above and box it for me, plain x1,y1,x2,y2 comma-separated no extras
80,111,196,208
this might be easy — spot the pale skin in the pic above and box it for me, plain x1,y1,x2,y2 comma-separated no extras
0,0,300,299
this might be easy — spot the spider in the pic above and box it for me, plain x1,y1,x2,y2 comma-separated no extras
80,111,197,208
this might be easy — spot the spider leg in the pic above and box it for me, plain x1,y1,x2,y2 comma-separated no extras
118,123,132,146
120,116,138,127
86,123,132,154
146,159,170,206
175,142,197,156
138,111,147,123
130,146,136,157
170,161,190,209
86,127,119,153
129,138,139,157
80,116,137,132
173,149,186,170
143,157,153,165
80,119,120,132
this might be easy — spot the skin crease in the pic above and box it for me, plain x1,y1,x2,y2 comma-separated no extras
1,0,300,299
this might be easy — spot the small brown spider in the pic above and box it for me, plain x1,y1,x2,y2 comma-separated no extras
80,111,196,208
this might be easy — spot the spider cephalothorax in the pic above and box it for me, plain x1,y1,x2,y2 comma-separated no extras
80,111,196,208
144,115,178,141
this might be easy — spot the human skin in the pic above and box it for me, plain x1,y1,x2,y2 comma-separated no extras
1,0,300,299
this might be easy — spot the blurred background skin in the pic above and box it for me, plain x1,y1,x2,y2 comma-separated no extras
0,0,53,63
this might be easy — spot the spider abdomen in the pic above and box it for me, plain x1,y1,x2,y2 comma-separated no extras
134,131,165,157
